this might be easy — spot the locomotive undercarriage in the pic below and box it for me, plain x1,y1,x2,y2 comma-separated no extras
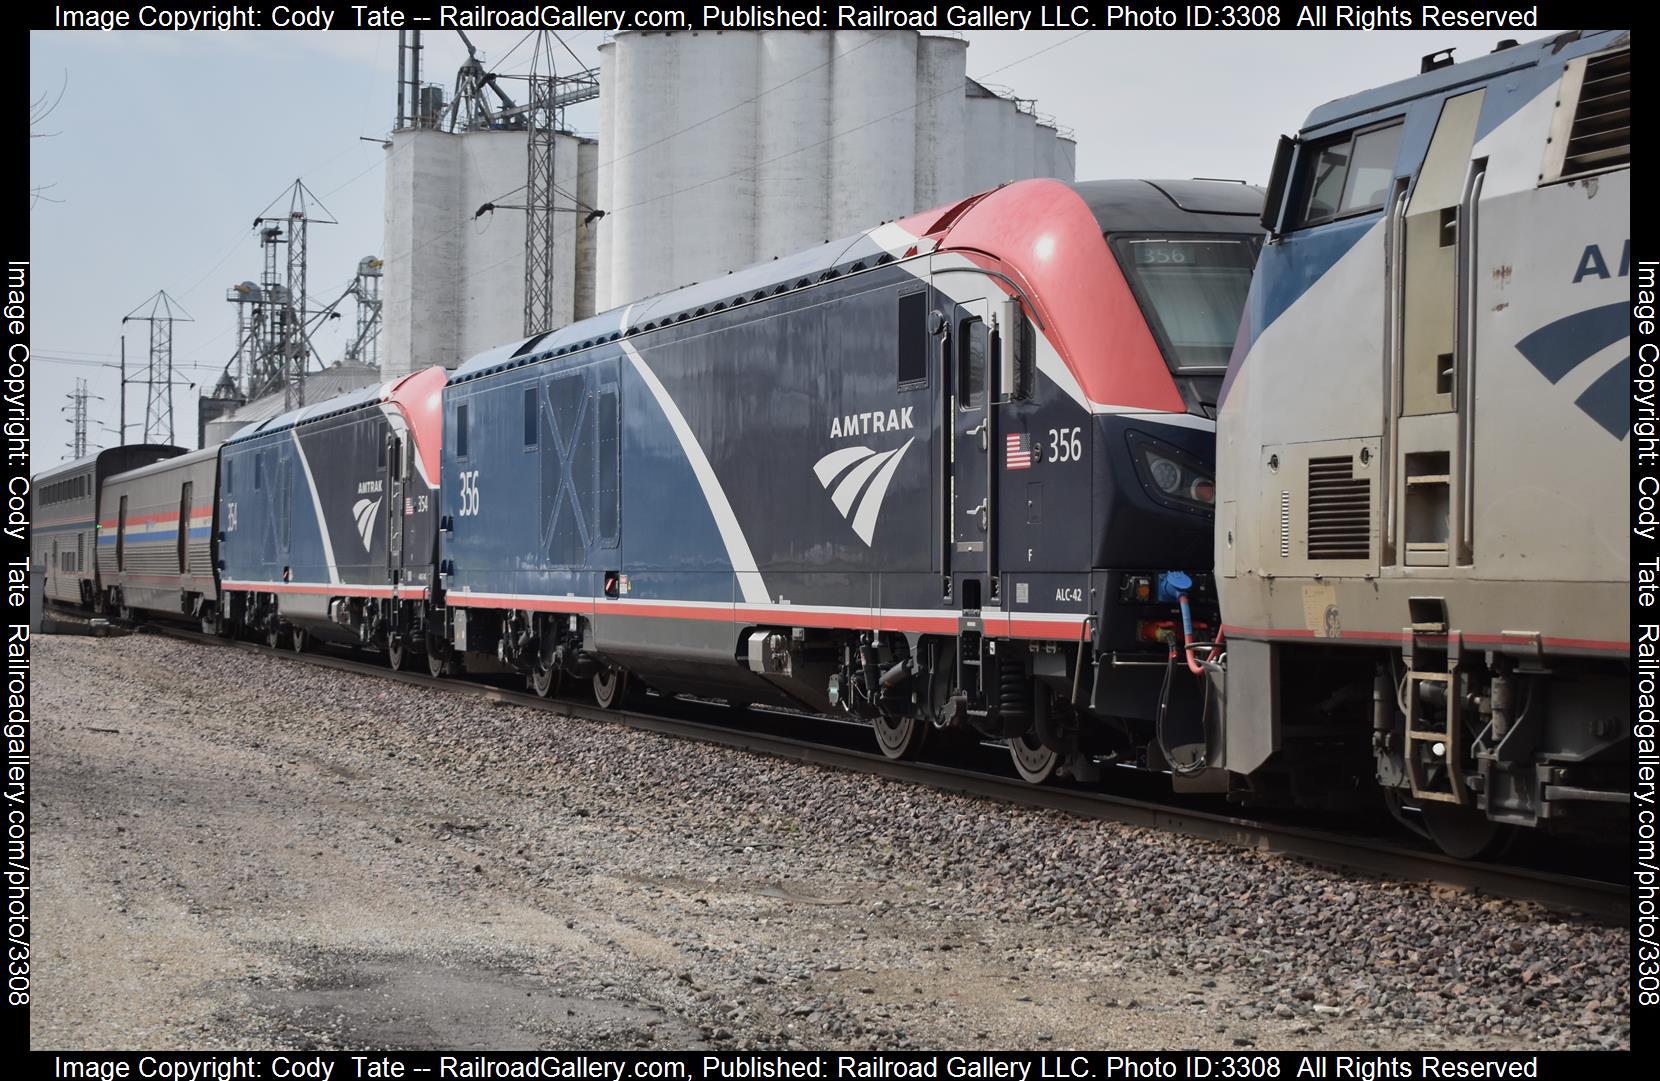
441,608,630,704
1231,643,1629,858
741,626,1179,784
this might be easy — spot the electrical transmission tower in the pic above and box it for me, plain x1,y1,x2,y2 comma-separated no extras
122,291,192,445
523,31,560,337
433,30,601,336
251,180,337,409
62,379,98,457
520,32,598,335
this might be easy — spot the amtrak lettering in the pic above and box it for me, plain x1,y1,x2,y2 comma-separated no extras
830,406,915,439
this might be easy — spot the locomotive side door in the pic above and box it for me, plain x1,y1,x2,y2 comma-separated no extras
385,432,405,580
950,299,993,610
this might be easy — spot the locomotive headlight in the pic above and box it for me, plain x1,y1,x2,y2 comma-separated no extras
1127,431,1215,514
1147,453,1183,494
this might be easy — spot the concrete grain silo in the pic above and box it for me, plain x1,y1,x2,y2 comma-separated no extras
595,30,1075,310
756,30,832,263
1055,134,1079,181
961,79,1019,195
669,32,760,294
382,129,462,378
827,30,917,238
573,140,600,321
1005,104,1038,192
381,31,1077,373
911,35,967,212
382,126,594,379
1033,122,1059,180
457,131,531,361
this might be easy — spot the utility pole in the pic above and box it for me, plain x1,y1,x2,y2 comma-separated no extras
122,291,192,446
118,333,126,445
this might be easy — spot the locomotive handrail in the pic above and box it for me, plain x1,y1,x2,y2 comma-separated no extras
1456,159,1488,563
1381,178,1410,565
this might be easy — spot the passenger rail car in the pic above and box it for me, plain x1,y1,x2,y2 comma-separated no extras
97,447,220,623
1212,30,1631,855
434,178,1261,780
32,445,185,610
215,366,446,660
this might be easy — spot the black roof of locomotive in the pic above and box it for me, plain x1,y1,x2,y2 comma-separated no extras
1070,179,1263,234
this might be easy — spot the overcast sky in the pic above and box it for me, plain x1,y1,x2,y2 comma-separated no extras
27,27,1557,467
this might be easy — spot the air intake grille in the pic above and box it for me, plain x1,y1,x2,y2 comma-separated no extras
1563,47,1630,176
1307,456,1370,560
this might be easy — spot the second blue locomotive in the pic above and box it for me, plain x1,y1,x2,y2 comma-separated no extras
198,177,1260,780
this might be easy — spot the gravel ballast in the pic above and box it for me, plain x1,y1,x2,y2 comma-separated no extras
31,633,1629,1050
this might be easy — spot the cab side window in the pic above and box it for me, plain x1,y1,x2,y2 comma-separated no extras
1293,121,1403,228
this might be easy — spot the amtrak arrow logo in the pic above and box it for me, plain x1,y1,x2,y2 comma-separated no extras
1515,302,1629,438
352,497,381,552
813,439,915,546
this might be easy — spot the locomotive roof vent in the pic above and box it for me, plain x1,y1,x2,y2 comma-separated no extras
1560,46,1631,177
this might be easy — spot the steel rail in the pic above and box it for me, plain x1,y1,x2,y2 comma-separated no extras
143,624,1628,923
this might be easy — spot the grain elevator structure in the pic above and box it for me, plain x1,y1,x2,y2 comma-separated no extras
381,29,1075,378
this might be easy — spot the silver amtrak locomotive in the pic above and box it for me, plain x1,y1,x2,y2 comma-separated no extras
1208,31,1631,856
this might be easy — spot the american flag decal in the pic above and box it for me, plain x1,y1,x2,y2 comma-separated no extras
405,497,414,516
1005,432,1033,470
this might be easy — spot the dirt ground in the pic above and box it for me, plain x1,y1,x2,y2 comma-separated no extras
29,634,1628,1050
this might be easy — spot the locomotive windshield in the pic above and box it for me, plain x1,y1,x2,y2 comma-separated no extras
1109,235,1256,374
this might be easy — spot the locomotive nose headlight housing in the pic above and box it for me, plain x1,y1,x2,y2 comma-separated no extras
1127,430,1215,514
1147,453,1183,494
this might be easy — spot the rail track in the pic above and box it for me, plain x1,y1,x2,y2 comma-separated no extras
141,622,1628,923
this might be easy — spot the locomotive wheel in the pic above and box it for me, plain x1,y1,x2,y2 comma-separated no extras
1420,801,1517,861
592,666,629,710
1008,731,1060,784
530,661,562,699
289,626,310,654
387,636,410,672
200,607,221,637
265,622,284,650
872,711,925,760
427,645,457,679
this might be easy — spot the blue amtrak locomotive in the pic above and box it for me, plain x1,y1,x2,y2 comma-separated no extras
429,178,1262,780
